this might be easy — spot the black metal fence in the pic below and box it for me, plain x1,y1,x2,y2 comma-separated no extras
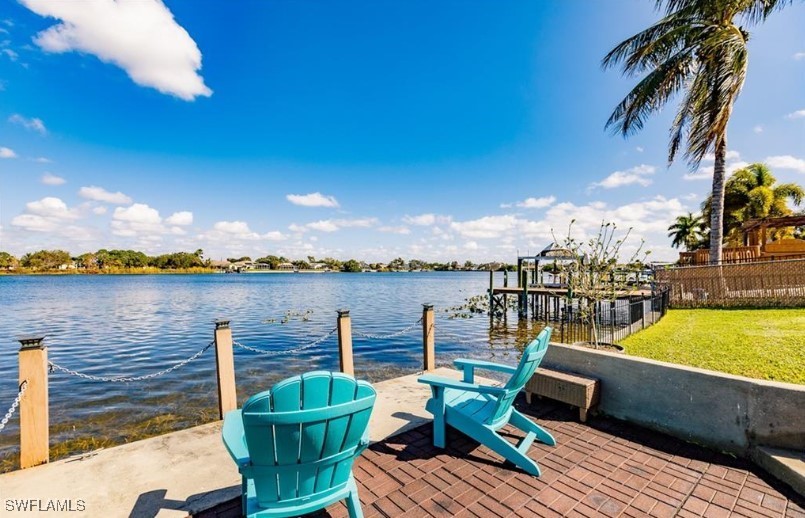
556,288,670,344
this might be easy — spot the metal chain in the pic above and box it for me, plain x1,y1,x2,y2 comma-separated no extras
48,341,214,383
233,327,336,356
0,381,28,433
352,318,423,340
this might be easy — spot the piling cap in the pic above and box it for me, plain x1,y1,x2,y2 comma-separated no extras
337,309,350,317
422,303,434,310
214,319,231,329
18,336,46,350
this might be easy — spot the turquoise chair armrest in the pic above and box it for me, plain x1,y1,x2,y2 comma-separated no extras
418,374,506,395
453,358,516,383
222,409,250,468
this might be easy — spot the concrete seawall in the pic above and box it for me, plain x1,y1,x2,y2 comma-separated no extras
543,343,805,455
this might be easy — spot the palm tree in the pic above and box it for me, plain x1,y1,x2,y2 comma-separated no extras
703,163,804,243
668,213,707,251
603,0,790,264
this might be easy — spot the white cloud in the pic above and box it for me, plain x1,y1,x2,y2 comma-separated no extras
501,195,556,209
703,150,741,161
753,125,764,134
765,155,805,174
1,48,18,61
402,213,451,226
34,157,51,163
78,185,132,205
21,0,212,101
463,241,479,250
304,218,378,232
378,225,411,235
786,109,805,120
10,197,94,241
113,203,160,224
26,197,80,220
794,52,805,60
93,206,107,215
200,221,286,242
307,220,340,232
8,114,47,134
288,223,307,233
683,161,749,181
165,211,193,226
0,146,17,158
286,192,339,208
450,215,519,239
589,164,655,190
636,146,644,153
41,173,66,185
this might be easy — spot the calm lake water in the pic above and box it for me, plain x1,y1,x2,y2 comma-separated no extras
0,272,543,465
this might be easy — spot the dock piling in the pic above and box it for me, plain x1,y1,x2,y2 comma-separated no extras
422,304,435,371
18,336,48,468
213,320,237,419
337,310,354,376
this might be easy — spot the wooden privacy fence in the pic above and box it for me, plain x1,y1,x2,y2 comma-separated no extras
656,258,805,308
4,305,438,470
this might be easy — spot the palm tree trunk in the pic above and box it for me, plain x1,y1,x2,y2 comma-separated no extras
709,137,728,264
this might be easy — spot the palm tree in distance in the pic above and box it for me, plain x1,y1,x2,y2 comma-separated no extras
703,163,804,244
668,213,707,251
603,0,790,264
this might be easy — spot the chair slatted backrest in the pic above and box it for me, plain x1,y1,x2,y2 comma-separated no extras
241,371,376,507
488,327,552,425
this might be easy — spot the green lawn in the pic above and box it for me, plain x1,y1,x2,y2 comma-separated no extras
620,308,805,385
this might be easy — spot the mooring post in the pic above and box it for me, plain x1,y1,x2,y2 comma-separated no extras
488,270,494,310
214,320,237,419
18,336,48,469
503,270,508,288
337,310,354,376
521,268,528,318
422,304,435,372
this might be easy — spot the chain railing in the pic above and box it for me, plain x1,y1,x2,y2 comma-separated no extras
233,327,337,356
47,341,214,383
0,380,28,433
352,317,423,340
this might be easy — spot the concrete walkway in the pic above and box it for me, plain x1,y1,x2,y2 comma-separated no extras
0,368,486,518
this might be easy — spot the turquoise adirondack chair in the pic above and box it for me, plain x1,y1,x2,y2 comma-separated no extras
222,371,376,518
418,327,555,476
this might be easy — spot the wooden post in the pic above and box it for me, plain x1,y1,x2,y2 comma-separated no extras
521,269,529,318
422,304,435,372
214,320,237,419
488,270,494,310
503,270,508,288
337,310,354,376
18,336,48,469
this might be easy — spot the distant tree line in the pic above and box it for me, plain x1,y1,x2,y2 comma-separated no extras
0,249,515,273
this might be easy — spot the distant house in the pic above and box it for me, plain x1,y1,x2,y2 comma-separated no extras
209,260,230,270
310,262,329,270
277,262,296,271
230,261,255,271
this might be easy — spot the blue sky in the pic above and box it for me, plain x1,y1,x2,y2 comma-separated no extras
1,0,803,263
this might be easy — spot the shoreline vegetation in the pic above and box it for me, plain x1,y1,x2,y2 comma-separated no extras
0,248,515,275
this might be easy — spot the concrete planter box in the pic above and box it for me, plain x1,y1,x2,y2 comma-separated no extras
542,343,805,455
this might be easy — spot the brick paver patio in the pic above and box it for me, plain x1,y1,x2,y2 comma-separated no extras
198,399,805,517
